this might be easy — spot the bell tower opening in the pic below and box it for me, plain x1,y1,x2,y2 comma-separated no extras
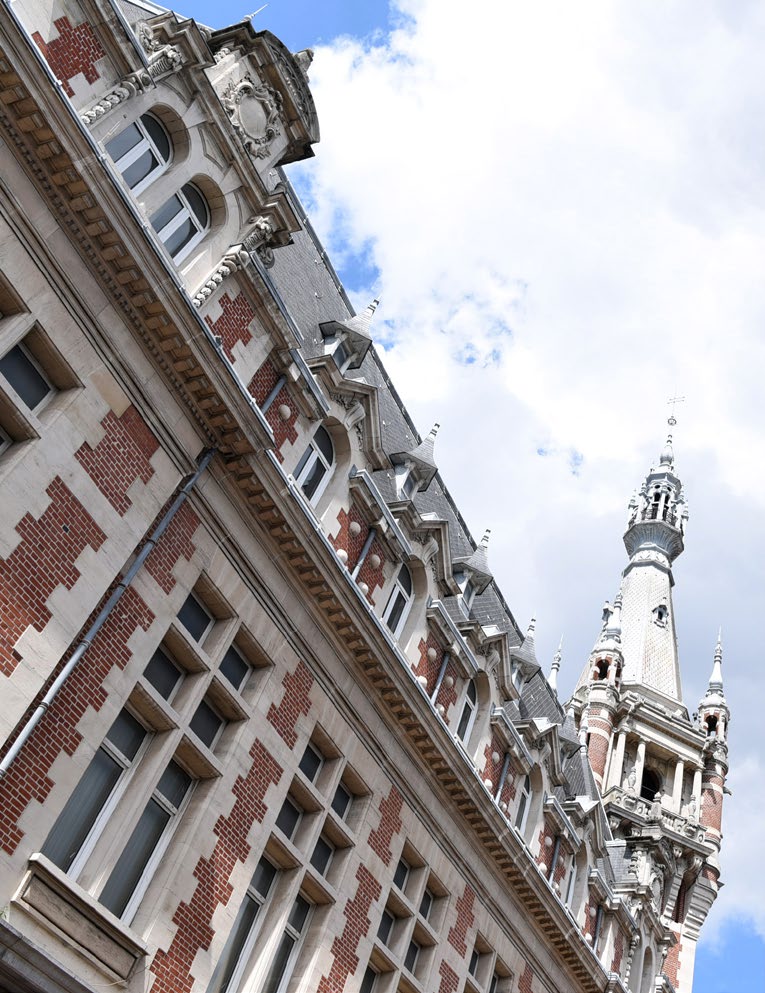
640,767,661,802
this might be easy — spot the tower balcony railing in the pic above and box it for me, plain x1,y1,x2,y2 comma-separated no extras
604,786,707,844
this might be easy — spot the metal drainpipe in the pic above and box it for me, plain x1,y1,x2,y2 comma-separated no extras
261,375,286,415
430,651,451,705
350,527,376,581
550,835,562,880
0,448,216,779
593,905,604,951
495,751,512,803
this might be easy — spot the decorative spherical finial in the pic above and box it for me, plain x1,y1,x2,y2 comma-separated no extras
668,414,677,428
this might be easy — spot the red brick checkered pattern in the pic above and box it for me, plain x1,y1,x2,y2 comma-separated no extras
150,739,283,993
435,659,459,720
32,17,106,98
330,505,385,603
585,706,613,786
611,928,626,974
0,586,153,855
700,769,724,834
247,359,298,460
0,477,107,677
266,660,313,749
367,786,403,866
317,864,382,993
204,292,254,363
75,406,159,516
413,632,444,695
437,961,459,993
518,963,535,993
144,502,199,594
447,882,475,957
664,927,682,988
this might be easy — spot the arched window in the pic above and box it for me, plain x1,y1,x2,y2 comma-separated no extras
704,714,718,737
151,182,210,263
382,564,413,638
515,774,532,835
640,767,662,802
455,680,477,744
106,113,172,193
294,426,334,505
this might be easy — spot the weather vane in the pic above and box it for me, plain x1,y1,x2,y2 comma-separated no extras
667,394,685,427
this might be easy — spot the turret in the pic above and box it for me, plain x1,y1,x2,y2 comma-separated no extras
697,633,730,846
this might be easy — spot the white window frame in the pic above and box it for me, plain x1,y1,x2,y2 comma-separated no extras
153,183,210,264
393,856,410,892
565,856,577,907
275,796,303,842
260,894,313,993
404,937,421,975
65,711,151,880
294,426,334,506
309,834,335,877
382,565,413,638
114,763,194,923
515,774,532,835
298,741,324,783
455,680,477,744
0,338,54,414
207,856,278,993
395,462,417,500
0,422,13,456
107,112,172,195
178,590,215,644
189,696,227,751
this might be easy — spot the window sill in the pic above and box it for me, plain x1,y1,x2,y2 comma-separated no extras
14,854,147,981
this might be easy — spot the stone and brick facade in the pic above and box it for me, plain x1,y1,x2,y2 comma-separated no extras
0,3,725,993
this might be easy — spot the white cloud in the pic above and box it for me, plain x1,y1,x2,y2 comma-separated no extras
288,0,765,939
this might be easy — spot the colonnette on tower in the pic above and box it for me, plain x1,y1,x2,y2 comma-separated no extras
0,2,726,992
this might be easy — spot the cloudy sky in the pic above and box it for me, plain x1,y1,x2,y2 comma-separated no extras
187,1,764,987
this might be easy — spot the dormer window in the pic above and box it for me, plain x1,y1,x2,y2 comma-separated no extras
295,425,334,505
106,112,172,194
395,463,417,500
382,564,413,638
455,680,477,743
455,570,476,615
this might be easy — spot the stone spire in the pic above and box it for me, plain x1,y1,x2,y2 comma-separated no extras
578,417,688,702
548,637,562,693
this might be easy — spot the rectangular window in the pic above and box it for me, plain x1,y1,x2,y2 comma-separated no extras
206,857,278,993
42,709,146,874
99,759,192,920
0,340,52,411
275,797,302,841
404,939,420,974
260,894,312,993
219,644,250,690
309,835,334,876
377,909,394,946
359,966,377,993
419,887,434,921
331,782,352,819
393,857,409,891
488,973,500,993
189,698,226,749
468,948,479,977
298,742,323,783
143,646,183,700
178,592,213,642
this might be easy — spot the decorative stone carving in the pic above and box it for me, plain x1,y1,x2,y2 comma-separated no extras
136,23,184,78
80,69,151,125
222,74,282,160
192,245,250,308
243,216,278,268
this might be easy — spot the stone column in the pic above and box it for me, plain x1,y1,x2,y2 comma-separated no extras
672,759,685,813
691,765,703,820
606,729,627,791
634,740,646,794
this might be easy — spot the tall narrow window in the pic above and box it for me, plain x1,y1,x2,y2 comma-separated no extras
515,774,532,835
42,709,147,874
206,857,278,993
0,340,53,412
143,646,183,701
219,644,250,690
298,742,324,783
260,894,312,993
565,857,577,906
151,183,210,263
99,759,193,920
106,113,172,193
382,564,413,637
455,680,477,743
294,425,334,505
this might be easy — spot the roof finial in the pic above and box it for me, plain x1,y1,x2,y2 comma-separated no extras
429,422,440,438
548,636,563,693
660,396,684,466
708,628,724,691
480,528,491,549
